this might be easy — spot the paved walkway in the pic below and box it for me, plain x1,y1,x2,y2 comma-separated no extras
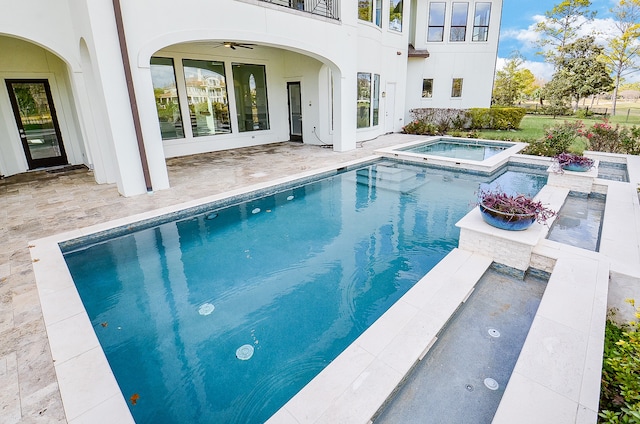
0,135,410,423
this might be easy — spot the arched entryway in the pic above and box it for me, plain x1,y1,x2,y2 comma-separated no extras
0,35,86,178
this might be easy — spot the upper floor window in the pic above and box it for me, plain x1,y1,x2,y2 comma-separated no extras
450,3,468,42
358,0,373,22
472,2,491,41
451,78,463,97
427,2,446,42
359,0,383,27
422,79,433,98
389,0,403,32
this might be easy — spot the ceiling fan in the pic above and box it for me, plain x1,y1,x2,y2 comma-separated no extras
216,42,255,50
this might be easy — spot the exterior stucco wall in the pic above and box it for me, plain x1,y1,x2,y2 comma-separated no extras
0,0,500,195
404,0,502,122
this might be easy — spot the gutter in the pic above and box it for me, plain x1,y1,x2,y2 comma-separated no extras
112,0,153,192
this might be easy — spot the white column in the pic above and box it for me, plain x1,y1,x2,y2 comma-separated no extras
332,67,357,152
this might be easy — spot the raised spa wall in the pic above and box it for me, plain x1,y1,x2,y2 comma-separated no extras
456,153,640,423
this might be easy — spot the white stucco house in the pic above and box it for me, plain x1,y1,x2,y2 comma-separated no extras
0,0,502,196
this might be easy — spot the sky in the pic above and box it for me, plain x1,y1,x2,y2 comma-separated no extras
496,0,636,82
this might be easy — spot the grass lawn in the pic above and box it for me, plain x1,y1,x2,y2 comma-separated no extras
477,113,640,143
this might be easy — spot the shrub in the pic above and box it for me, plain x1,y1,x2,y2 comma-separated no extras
521,139,559,157
544,120,585,156
587,120,624,153
599,300,640,423
409,108,471,130
469,108,492,129
402,120,438,135
574,109,593,119
621,126,640,156
585,120,640,155
491,107,527,130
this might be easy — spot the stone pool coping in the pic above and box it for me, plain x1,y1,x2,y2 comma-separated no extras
29,152,640,423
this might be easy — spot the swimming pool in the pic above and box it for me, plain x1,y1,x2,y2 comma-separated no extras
399,138,514,161
62,160,547,423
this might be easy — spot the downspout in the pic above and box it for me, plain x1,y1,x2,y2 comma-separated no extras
112,0,153,192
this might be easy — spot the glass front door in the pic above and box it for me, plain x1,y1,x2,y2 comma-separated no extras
287,82,302,142
6,79,68,169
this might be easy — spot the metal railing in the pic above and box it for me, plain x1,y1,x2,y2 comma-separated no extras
259,0,339,20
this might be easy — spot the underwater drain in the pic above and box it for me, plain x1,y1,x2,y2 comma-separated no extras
488,328,500,338
198,303,215,316
236,344,255,360
484,378,499,391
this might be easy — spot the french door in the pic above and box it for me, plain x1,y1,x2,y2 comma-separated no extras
287,81,302,142
6,79,68,169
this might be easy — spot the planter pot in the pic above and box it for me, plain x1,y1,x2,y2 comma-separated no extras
561,163,592,172
479,203,536,231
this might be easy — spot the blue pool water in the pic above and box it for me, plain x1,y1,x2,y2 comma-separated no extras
63,161,546,424
401,139,512,161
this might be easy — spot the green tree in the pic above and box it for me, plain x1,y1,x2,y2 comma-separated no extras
519,69,538,99
492,54,538,106
549,36,614,111
535,0,596,67
601,0,640,116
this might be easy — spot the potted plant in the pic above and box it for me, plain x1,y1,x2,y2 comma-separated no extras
555,152,595,172
478,188,556,231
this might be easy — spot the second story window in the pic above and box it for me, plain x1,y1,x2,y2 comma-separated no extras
359,0,383,27
472,2,491,41
358,0,373,22
427,2,446,42
450,3,468,42
389,0,403,32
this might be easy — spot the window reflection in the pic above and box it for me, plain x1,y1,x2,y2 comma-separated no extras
451,78,463,97
373,74,380,126
232,63,270,132
427,2,446,42
472,2,491,42
359,0,373,22
150,57,184,140
389,0,403,31
450,2,468,42
422,79,433,98
182,59,231,136
357,72,371,128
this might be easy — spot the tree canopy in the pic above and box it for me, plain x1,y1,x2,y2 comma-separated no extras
492,54,538,106
546,36,614,110
601,0,640,115
535,0,596,67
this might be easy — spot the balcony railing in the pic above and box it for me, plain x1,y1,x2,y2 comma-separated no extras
259,0,339,20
